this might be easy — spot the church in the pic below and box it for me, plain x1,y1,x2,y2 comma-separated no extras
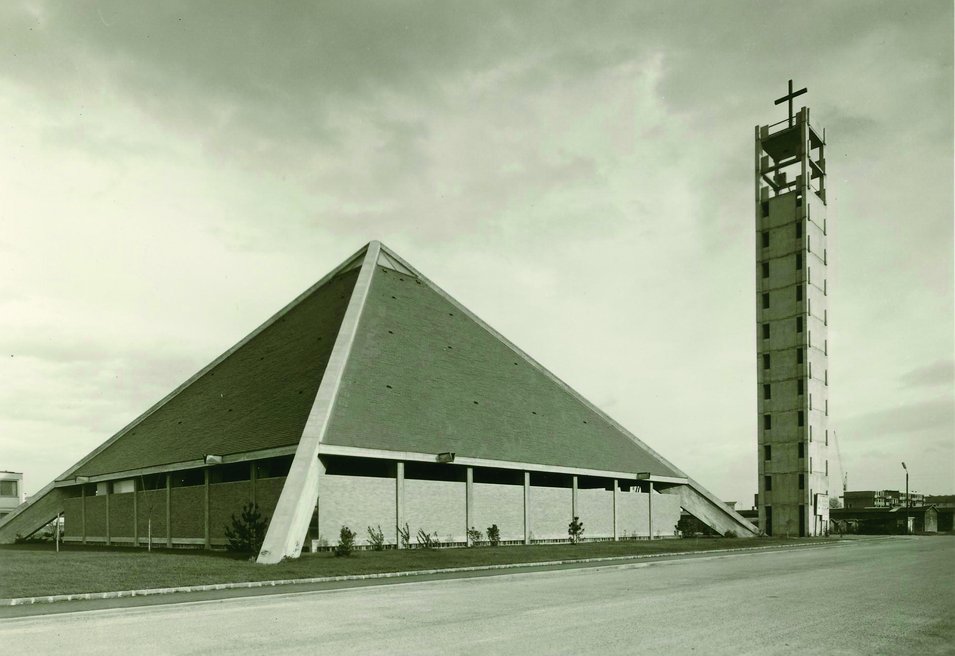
0,241,757,561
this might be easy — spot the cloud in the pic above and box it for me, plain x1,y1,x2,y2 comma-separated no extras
842,398,954,439
899,360,955,389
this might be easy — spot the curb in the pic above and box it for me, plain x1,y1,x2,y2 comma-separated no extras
1,541,840,607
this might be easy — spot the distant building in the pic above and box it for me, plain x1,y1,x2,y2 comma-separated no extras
925,496,954,531
830,506,937,535
0,471,24,521
845,490,925,509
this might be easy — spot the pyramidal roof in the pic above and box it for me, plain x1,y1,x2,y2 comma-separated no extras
61,241,685,483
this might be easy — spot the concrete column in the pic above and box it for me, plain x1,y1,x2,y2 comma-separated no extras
133,482,139,547
81,485,87,545
523,471,530,545
165,473,172,548
612,479,618,541
314,456,326,548
647,481,654,540
395,462,405,549
465,467,474,545
105,484,111,546
203,468,211,549
571,475,578,520
250,461,257,504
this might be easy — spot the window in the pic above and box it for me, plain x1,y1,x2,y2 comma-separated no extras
762,323,770,339
764,445,772,460
763,384,771,400
761,262,770,278
797,348,804,364
761,201,769,217
762,231,770,248
797,379,804,395
796,253,803,270
825,429,829,446
798,474,805,489
0,480,17,497
826,460,829,476
796,222,803,238
797,410,805,427
764,414,772,430
763,353,771,369
796,286,803,301
764,475,773,491
796,317,803,333
825,369,828,385
798,442,805,459
762,293,770,309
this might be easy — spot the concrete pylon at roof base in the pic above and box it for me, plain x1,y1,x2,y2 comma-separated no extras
0,241,757,554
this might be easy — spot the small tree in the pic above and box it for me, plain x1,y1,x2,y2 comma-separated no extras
486,524,501,546
416,528,438,549
334,525,356,557
398,522,411,549
224,502,269,556
466,526,483,546
367,525,386,551
568,516,585,544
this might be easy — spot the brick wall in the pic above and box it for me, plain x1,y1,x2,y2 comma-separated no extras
109,492,134,538
136,490,167,541
320,474,394,545
255,477,286,523
62,497,82,538
85,495,107,538
473,481,524,541
578,487,614,538
406,478,465,543
616,489,681,538
210,481,252,541
529,485,572,540
170,486,204,539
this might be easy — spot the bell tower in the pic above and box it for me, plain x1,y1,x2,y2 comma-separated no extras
755,81,830,537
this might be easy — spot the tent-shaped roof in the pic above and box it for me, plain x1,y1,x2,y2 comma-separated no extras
61,241,684,482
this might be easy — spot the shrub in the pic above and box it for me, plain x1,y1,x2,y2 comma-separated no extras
334,525,357,557
398,522,411,549
568,516,585,544
466,526,483,546
367,525,386,551
723,529,738,539
486,524,501,546
224,502,269,556
416,528,439,549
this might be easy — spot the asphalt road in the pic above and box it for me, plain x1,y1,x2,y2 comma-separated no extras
2,537,952,655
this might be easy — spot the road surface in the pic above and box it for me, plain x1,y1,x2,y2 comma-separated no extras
2,537,952,655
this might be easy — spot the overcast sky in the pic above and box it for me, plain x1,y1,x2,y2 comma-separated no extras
1,1,952,504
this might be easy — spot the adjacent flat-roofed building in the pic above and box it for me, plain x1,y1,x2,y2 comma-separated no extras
0,471,23,521
0,243,757,560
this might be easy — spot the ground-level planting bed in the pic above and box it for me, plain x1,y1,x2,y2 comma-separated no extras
1,537,828,599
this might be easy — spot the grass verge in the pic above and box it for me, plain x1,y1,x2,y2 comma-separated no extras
0,537,830,599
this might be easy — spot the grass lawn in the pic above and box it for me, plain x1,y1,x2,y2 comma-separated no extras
0,537,829,599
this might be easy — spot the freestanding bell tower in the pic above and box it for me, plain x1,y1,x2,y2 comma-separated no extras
755,81,830,537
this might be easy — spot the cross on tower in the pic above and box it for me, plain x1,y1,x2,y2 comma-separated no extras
774,79,807,127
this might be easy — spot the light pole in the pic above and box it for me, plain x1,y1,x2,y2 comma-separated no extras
901,462,910,535
901,462,909,508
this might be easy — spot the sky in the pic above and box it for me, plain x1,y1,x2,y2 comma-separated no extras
0,1,952,505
